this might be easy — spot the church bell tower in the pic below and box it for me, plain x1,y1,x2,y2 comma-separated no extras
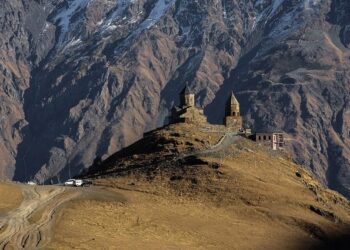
180,85,195,107
224,92,242,130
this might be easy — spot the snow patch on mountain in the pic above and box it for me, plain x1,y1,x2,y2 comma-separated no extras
113,0,176,55
252,0,286,30
252,0,320,33
304,0,321,10
138,0,175,30
53,0,91,46
101,0,134,30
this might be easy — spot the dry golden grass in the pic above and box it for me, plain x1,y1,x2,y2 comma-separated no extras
0,182,22,214
48,131,350,250
3,122,347,249
49,190,310,250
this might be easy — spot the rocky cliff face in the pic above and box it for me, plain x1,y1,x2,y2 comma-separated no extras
0,0,60,178
0,0,349,196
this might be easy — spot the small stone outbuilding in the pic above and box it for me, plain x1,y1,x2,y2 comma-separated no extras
252,132,285,150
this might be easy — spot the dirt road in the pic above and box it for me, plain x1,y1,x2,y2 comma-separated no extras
0,185,79,249
183,132,240,158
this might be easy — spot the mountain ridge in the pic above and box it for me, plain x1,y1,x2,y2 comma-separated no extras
0,0,349,198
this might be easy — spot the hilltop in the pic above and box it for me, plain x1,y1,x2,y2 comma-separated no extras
63,122,350,249
1,123,350,249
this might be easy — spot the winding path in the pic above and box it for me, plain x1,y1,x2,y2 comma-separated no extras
185,132,240,157
201,132,240,154
0,185,79,249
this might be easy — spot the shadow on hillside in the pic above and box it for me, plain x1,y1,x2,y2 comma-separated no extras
305,228,350,250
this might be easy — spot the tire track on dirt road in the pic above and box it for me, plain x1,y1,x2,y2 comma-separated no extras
0,185,80,249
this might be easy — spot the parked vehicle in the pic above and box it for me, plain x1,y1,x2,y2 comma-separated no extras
64,179,92,187
74,179,84,187
82,179,93,187
27,181,37,186
64,179,76,186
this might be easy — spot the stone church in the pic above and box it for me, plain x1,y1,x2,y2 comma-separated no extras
169,86,243,131
169,86,207,124
169,85,284,150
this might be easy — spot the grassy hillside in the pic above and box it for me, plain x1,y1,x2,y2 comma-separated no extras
48,124,350,249
0,182,22,214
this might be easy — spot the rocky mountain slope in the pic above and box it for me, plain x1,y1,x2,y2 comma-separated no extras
0,0,349,197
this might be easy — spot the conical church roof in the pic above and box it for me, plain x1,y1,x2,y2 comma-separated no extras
181,85,192,95
229,92,239,105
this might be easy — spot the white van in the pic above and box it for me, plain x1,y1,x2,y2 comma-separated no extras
64,179,90,187
74,179,83,187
